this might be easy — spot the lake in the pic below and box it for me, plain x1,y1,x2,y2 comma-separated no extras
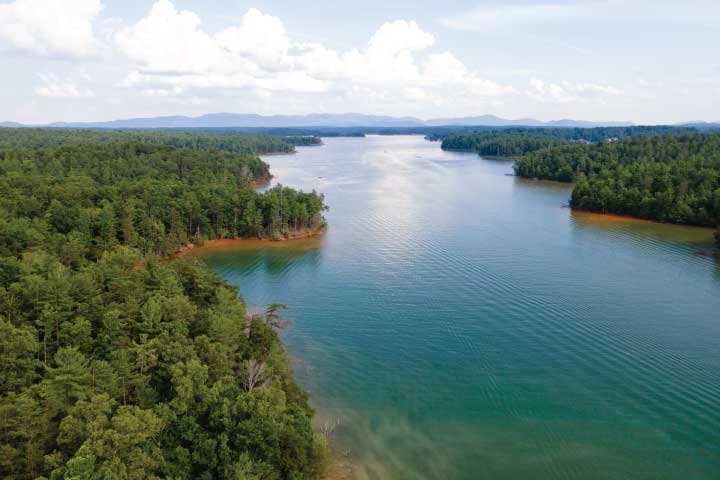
189,135,720,480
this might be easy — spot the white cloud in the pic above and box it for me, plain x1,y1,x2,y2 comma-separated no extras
35,74,94,97
0,0,102,58
114,1,322,93
114,0,223,74
114,0,514,107
441,1,720,31
368,20,435,55
527,77,620,103
215,8,291,69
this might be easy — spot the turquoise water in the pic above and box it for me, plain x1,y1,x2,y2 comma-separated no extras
193,136,720,480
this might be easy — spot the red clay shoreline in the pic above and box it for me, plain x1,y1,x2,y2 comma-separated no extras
571,208,716,231
571,208,659,224
248,174,273,188
513,174,713,231
174,227,327,257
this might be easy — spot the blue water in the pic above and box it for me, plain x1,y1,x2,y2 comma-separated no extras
193,136,720,480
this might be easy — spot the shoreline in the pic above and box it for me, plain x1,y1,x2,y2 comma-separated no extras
260,150,296,157
514,176,576,188
439,147,520,159
570,208,717,232
248,174,273,188
570,209,718,247
513,172,717,235
173,224,343,476
175,227,327,257
325,456,355,480
511,174,717,235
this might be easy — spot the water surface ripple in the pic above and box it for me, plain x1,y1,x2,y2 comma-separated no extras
193,136,720,480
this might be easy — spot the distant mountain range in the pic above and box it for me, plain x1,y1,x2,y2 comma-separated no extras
677,121,720,129
0,113,637,129
423,115,633,128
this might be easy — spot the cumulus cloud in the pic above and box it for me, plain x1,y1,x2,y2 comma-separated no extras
0,0,102,58
215,8,291,68
114,1,324,93
368,20,435,54
527,77,620,103
114,0,515,106
35,74,95,97
114,0,223,74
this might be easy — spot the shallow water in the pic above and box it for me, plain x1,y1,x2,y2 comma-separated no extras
191,136,720,480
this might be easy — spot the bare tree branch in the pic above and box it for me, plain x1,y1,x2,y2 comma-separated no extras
239,359,268,392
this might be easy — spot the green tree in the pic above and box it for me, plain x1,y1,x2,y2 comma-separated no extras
0,318,39,392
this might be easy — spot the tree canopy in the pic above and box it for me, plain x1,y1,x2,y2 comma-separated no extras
0,142,327,258
513,134,720,240
439,126,698,157
0,128,320,155
0,133,330,479
441,131,566,156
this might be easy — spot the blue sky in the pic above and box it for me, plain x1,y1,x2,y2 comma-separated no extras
1,0,718,124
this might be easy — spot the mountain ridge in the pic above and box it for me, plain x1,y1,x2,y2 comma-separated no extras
2,113,637,129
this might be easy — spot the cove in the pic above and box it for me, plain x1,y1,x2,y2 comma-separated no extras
189,135,720,480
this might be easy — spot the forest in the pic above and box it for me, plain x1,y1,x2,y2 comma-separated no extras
438,126,699,156
440,131,566,156
513,134,720,240
0,128,321,154
0,135,330,478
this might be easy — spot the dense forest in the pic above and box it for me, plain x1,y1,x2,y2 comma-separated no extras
438,126,699,156
282,136,323,147
0,137,330,478
440,131,567,156
0,128,321,154
0,143,327,254
513,134,720,240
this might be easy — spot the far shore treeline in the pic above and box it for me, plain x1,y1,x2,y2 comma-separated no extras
437,126,699,156
0,131,330,479
440,128,720,243
0,127,322,154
